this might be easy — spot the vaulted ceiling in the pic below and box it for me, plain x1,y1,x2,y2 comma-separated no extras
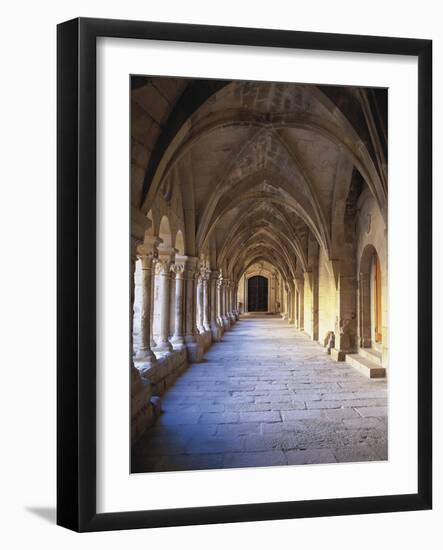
131,77,387,283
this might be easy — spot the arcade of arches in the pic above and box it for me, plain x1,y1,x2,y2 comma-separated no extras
130,77,388,467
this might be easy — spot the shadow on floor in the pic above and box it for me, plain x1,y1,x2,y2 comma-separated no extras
26,506,56,524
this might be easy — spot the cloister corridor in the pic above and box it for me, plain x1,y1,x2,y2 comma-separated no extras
132,315,387,473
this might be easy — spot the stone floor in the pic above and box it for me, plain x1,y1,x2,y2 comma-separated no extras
132,316,388,473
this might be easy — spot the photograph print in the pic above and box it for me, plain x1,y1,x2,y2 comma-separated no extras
129,76,388,473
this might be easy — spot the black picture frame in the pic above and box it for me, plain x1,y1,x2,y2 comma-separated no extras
57,17,432,532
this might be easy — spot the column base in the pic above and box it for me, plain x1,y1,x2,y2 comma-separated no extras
196,330,212,351
154,340,173,354
170,335,185,350
330,348,350,362
211,323,223,342
135,348,157,363
185,341,204,363
222,316,231,330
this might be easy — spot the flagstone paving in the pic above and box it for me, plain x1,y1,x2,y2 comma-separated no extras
132,316,388,473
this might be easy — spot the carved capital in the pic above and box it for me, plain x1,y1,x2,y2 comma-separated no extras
199,267,210,282
171,263,185,277
154,257,170,276
136,236,161,263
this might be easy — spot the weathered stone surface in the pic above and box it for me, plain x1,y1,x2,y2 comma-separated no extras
223,451,287,468
286,449,337,465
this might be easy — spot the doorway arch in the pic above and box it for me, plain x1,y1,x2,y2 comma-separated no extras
359,244,383,348
247,276,269,312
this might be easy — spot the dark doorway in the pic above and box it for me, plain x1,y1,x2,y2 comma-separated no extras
248,276,268,312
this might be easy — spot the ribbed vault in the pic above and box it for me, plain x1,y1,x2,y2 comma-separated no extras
132,79,386,295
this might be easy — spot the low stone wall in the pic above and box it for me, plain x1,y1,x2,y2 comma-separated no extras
143,348,188,396
131,348,189,443
131,369,155,444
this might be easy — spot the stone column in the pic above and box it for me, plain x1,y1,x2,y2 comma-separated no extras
222,279,231,330
154,251,173,354
217,274,224,330
272,273,279,313
232,283,239,320
306,264,319,341
294,276,304,330
170,259,185,348
130,236,156,442
135,247,158,363
202,269,211,332
289,281,296,324
228,281,236,324
210,270,222,341
196,270,205,334
282,285,289,320
331,271,358,362
184,257,204,362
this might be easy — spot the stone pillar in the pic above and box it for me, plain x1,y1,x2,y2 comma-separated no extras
202,269,211,332
154,245,176,353
210,270,223,341
295,276,304,330
222,279,231,330
130,235,155,443
196,270,205,334
154,252,173,354
232,283,239,320
282,285,289,320
184,257,204,362
217,274,224,330
311,264,319,341
230,282,237,323
270,274,277,313
135,247,158,363
170,259,185,349
287,287,292,323
331,272,358,361
289,281,296,324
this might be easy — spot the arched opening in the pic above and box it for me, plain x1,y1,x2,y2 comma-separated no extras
247,275,268,312
359,244,383,349
373,253,383,344
175,229,185,255
158,215,172,248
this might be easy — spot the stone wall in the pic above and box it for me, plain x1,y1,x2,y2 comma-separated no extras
356,188,388,364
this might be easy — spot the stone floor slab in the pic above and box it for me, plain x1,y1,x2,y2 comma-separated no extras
132,317,387,473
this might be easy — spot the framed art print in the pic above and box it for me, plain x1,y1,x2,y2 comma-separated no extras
57,18,432,531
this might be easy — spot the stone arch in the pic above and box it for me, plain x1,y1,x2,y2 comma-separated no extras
238,262,279,314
